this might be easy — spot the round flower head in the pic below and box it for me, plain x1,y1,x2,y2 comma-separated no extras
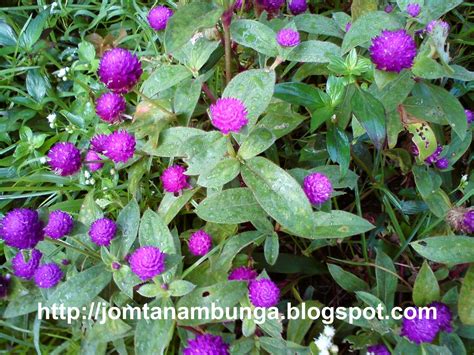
90,134,108,154
463,210,474,234
47,142,82,176
89,218,117,247
466,109,474,124
369,29,417,73
400,307,440,344
161,165,189,194
85,150,104,172
262,0,285,11
228,266,258,281
367,344,390,355
303,172,333,205
98,48,142,94
384,4,394,13
147,6,173,31
103,130,136,163
209,97,249,134
429,301,452,332
249,278,280,308
425,145,443,164
426,20,450,36
12,249,42,280
276,28,300,47
288,0,307,15
44,210,74,239
129,246,166,280
183,334,229,355
233,0,252,11
95,92,126,123
188,230,212,256
435,157,449,170
0,208,44,249
34,263,63,289
406,3,421,17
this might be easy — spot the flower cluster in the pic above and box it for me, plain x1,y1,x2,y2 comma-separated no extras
147,6,173,31
183,334,229,355
89,217,117,246
129,246,166,280
228,266,258,281
314,326,338,355
248,278,280,307
161,165,190,194
188,230,212,256
303,172,333,205
209,97,249,134
288,0,307,15
276,28,300,47
411,144,449,170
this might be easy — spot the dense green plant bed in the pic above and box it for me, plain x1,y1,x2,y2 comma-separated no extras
0,0,473,354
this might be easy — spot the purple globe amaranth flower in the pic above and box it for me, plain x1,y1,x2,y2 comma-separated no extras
89,218,117,247
44,210,74,239
369,29,417,73
345,22,352,32
288,0,307,15
410,143,419,156
466,109,474,124
276,28,300,47
85,150,104,172
147,6,173,31
129,246,166,280
95,92,126,123
367,344,390,355
228,266,258,281
161,165,189,194
303,172,333,205
183,334,229,355
400,306,440,344
407,3,421,17
209,97,248,134
90,134,108,154
234,0,252,11
104,130,136,163
47,142,82,176
98,48,142,94
12,249,42,280
426,20,450,36
249,278,280,308
111,262,121,270
34,263,63,289
384,4,394,13
0,209,44,249
430,301,453,333
463,210,474,234
425,144,443,164
188,230,212,256
435,157,449,170
262,0,285,11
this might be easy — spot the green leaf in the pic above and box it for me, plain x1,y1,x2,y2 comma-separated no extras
78,41,96,62
78,190,103,226
174,78,201,125
311,211,374,239
153,127,205,157
158,189,198,225
241,157,314,238
326,124,350,173
342,11,402,53
135,298,175,354
274,82,329,111
169,280,196,297
411,236,474,265
238,127,276,160
223,69,276,128
371,71,415,112
418,0,463,23
141,65,192,98
257,105,305,139
294,14,343,38
197,158,240,188
412,165,451,218
47,265,112,308
287,300,321,344
113,265,141,299
327,264,369,292
439,333,467,355
3,286,42,318
87,316,131,343
111,198,140,258
0,20,17,46
286,41,341,63
413,261,440,306
26,69,49,102
403,82,467,140
230,19,278,57
375,249,397,309
164,2,223,54
351,87,386,150
19,11,49,50
264,232,279,266
183,131,227,176
139,209,176,253
351,0,378,20
196,188,267,224
406,122,437,161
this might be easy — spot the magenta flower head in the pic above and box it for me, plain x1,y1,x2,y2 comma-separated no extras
147,6,173,31
95,92,126,123
161,165,189,193
303,172,333,205
435,157,449,170
262,0,285,11
466,109,474,124
90,134,108,154
209,97,249,134
369,29,417,73
400,306,440,343
288,0,307,15
98,48,142,94
183,334,229,355
249,278,280,308
424,144,442,164
384,4,394,13
89,218,117,247
426,20,450,36
129,246,166,280
367,344,390,355
430,301,453,332
276,28,300,47
188,230,212,256
406,3,421,17
34,263,63,289
47,142,82,176
463,210,474,234
228,266,258,281
104,130,136,163
85,150,104,172
12,249,42,280
44,210,74,239
0,208,44,249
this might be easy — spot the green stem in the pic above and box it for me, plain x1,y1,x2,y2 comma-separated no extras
223,22,232,85
45,238,101,260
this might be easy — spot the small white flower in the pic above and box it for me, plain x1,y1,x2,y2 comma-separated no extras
39,157,48,164
323,325,336,338
314,334,332,352
110,169,116,175
84,170,91,179
89,178,95,185
330,344,339,354
85,179,91,185
56,68,68,78
47,113,57,123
